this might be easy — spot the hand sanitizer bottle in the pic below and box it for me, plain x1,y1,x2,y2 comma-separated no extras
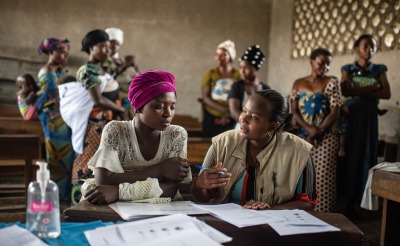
26,161,60,238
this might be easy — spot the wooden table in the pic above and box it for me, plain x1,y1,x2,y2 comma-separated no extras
372,169,400,246
64,201,363,246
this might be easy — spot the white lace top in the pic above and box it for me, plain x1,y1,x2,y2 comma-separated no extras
86,118,192,200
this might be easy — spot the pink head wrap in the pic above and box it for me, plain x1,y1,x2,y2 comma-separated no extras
128,70,177,111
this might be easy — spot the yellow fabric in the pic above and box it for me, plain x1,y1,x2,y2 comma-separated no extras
201,68,240,117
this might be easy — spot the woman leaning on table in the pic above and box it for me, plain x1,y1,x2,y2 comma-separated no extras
192,89,317,210
80,70,191,205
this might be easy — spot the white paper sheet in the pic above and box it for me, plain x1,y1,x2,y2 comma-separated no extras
109,201,209,221
0,225,48,246
264,210,341,236
193,203,285,228
84,214,231,246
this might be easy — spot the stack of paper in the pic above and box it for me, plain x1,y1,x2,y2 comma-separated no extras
109,201,209,221
84,214,232,246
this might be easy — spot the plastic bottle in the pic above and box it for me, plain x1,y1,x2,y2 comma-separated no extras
26,161,60,238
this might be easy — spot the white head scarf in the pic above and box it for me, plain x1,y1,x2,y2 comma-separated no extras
105,27,124,45
217,40,236,61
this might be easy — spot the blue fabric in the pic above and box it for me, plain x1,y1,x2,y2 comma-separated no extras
341,62,387,80
296,92,329,138
0,221,117,246
341,61,386,198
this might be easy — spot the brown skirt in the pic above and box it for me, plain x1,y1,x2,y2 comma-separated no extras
71,122,104,183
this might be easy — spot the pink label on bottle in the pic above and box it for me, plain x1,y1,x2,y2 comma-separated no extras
30,202,53,212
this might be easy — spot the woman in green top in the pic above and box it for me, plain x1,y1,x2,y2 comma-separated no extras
70,29,125,204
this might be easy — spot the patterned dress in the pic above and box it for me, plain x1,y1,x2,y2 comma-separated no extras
341,62,387,199
36,69,75,201
291,78,341,212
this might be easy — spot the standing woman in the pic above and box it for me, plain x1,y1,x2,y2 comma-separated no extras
201,40,241,137
37,38,75,201
229,45,270,127
290,48,341,212
341,34,391,214
69,29,125,204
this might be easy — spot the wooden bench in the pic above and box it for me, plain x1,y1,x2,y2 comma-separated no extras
0,116,44,148
0,134,42,222
0,134,42,191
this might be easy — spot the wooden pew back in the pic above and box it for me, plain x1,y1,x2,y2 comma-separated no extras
0,117,44,142
0,104,21,117
187,137,211,164
171,114,202,137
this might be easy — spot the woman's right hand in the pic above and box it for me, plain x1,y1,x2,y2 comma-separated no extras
159,157,190,182
195,162,231,189
306,127,319,140
85,185,119,205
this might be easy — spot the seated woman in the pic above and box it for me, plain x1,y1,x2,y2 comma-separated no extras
16,73,39,121
192,89,317,210
82,70,192,205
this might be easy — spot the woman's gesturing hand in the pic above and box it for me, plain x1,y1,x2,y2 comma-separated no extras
195,162,231,189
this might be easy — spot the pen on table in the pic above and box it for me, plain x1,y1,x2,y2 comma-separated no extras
194,165,229,175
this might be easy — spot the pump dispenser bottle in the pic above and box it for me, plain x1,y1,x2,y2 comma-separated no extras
26,161,60,238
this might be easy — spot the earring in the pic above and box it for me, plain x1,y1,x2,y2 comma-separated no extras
267,131,272,137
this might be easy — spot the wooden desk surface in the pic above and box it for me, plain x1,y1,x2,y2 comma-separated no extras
64,201,363,246
372,169,400,203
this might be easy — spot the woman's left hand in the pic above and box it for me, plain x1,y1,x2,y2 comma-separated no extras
243,199,270,210
85,185,119,205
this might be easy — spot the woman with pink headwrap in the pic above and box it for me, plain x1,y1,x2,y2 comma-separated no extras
80,70,191,205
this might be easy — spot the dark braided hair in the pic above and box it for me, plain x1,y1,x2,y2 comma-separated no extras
256,89,293,132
